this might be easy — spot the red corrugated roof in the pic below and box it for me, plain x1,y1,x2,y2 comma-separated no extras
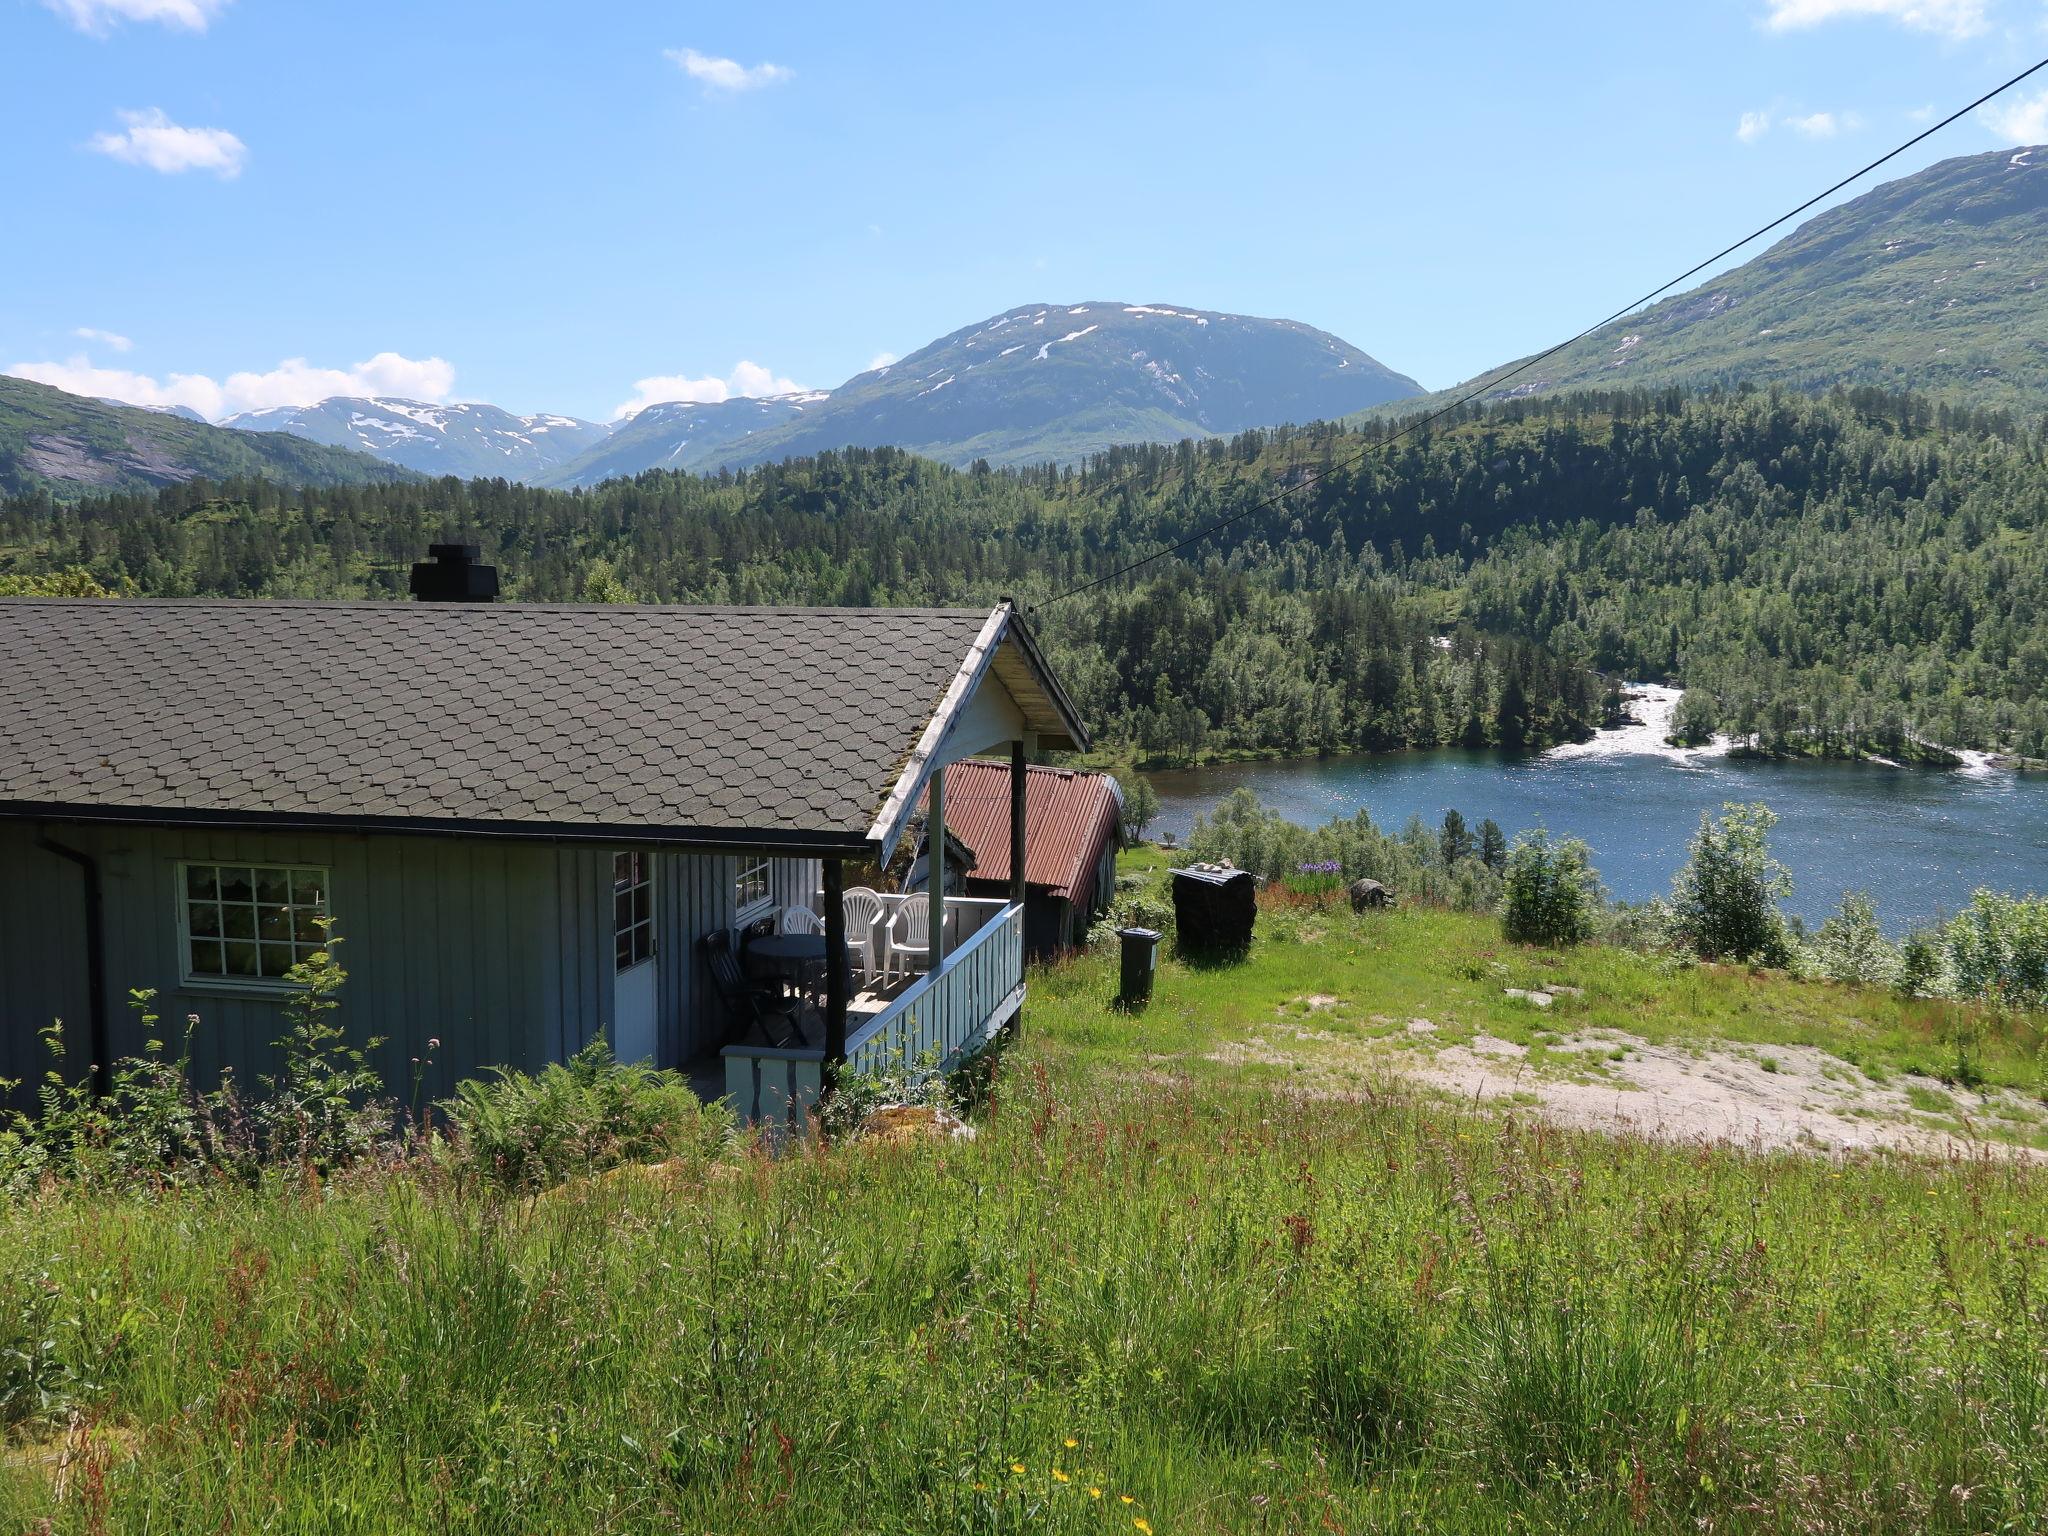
920,760,1123,913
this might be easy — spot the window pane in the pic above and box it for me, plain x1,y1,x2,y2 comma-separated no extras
291,870,326,907
259,943,296,979
186,865,217,900
259,906,291,941
255,869,289,905
222,905,256,940
189,939,222,976
219,868,254,904
223,941,259,977
294,908,324,944
615,930,631,970
633,885,651,925
189,903,221,938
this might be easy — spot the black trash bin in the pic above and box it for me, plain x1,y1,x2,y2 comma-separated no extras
1117,926,1162,1006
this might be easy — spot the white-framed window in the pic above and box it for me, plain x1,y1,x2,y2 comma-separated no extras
179,862,330,986
734,858,772,922
613,851,655,971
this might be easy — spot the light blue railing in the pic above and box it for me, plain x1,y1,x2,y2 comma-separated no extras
722,898,1025,1131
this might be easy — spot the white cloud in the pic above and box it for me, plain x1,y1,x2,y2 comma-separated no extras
1787,110,1862,136
1982,87,2048,143
1737,110,1773,143
87,108,246,178
1760,0,1988,39
72,327,133,352
4,350,456,420
44,0,229,34
664,47,792,93
611,360,803,419
866,351,898,371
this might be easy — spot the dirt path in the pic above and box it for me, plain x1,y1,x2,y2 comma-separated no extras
1211,999,2047,1159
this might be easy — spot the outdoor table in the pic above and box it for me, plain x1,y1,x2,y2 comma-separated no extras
744,931,829,1001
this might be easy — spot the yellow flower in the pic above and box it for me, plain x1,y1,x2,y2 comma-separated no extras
1121,1494,1136,1505
1135,1520,1154,1534
1010,1463,1026,1476
1063,1436,1079,1449
1053,1469,1070,1484
1089,1487,1103,1499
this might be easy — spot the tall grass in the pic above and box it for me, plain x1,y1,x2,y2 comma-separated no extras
5,1047,2047,1532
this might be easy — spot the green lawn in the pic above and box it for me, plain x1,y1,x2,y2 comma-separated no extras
5,886,2048,1533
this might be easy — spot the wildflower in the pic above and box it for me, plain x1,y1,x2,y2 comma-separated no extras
1121,1494,1136,1505
1063,1436,1078,1449
1135,1520,1153,1534
1010,1463,1026,1476
1053,1469,1070,1483
1089,1487,1103,1499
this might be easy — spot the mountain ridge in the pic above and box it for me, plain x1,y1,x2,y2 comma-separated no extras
1367,145,2048,422
543,302,1422,484
0,376,417,499
222,398,609,481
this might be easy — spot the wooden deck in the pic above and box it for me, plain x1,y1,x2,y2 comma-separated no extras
722,897,1024,1133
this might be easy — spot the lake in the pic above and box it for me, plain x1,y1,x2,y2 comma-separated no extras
1144,687,2048,932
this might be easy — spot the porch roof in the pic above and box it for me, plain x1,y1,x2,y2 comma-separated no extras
0,598,1085,856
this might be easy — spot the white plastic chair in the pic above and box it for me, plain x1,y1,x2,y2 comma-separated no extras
888,894,933,976
778,906,824,936
841,887,887,985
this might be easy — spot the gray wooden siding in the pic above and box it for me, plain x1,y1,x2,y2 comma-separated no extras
1,820,612,1113
3,822,825,1112
656,852,820,1067
0,824,93,1099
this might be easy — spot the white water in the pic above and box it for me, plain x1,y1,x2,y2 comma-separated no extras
1541,684,1731,765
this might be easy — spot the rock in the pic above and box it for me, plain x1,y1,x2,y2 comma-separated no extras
1503,987,1555,1008
1407,1018,1436,1035
1548,984,1586,998
1348,878,1394,911
858,1104,977,1145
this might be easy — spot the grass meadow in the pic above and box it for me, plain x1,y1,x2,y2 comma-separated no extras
5,887,2048,1533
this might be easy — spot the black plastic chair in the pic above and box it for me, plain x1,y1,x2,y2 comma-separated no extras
701,929,808,1049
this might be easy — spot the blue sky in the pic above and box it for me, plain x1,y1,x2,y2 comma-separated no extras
3,0,2045,423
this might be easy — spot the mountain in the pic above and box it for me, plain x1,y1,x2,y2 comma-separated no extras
552,392,827,485
0,375,417,499
223,397,609,480
1393,146,2048,418
542,303,1421,484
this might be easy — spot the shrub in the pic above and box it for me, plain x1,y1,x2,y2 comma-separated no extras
1932,889,2048,1009
1804,891,1899,987
1669,802,1795,966
1499,829,1601,946
441,1034,730,1189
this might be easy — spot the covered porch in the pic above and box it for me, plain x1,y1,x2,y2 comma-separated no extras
708,601,1086,1130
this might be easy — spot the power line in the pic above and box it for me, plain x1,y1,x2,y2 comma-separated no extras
1039,54,2048,609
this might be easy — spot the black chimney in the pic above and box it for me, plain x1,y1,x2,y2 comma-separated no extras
409,543,499,603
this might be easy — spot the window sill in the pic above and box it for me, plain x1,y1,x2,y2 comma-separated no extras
176,976,303,999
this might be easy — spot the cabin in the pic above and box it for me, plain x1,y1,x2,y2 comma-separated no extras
0,580,1087,1131
919,761,1123,956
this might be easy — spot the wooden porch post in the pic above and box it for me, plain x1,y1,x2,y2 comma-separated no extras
1010,739,1027,911
823,857,848,1065
929,766,947,971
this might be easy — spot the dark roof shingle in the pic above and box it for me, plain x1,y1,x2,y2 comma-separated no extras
0,599,1002,849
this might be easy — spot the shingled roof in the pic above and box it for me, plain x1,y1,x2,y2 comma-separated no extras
0,599,1083,856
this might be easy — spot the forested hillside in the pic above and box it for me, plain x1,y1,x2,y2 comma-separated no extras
4,385,2044,762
